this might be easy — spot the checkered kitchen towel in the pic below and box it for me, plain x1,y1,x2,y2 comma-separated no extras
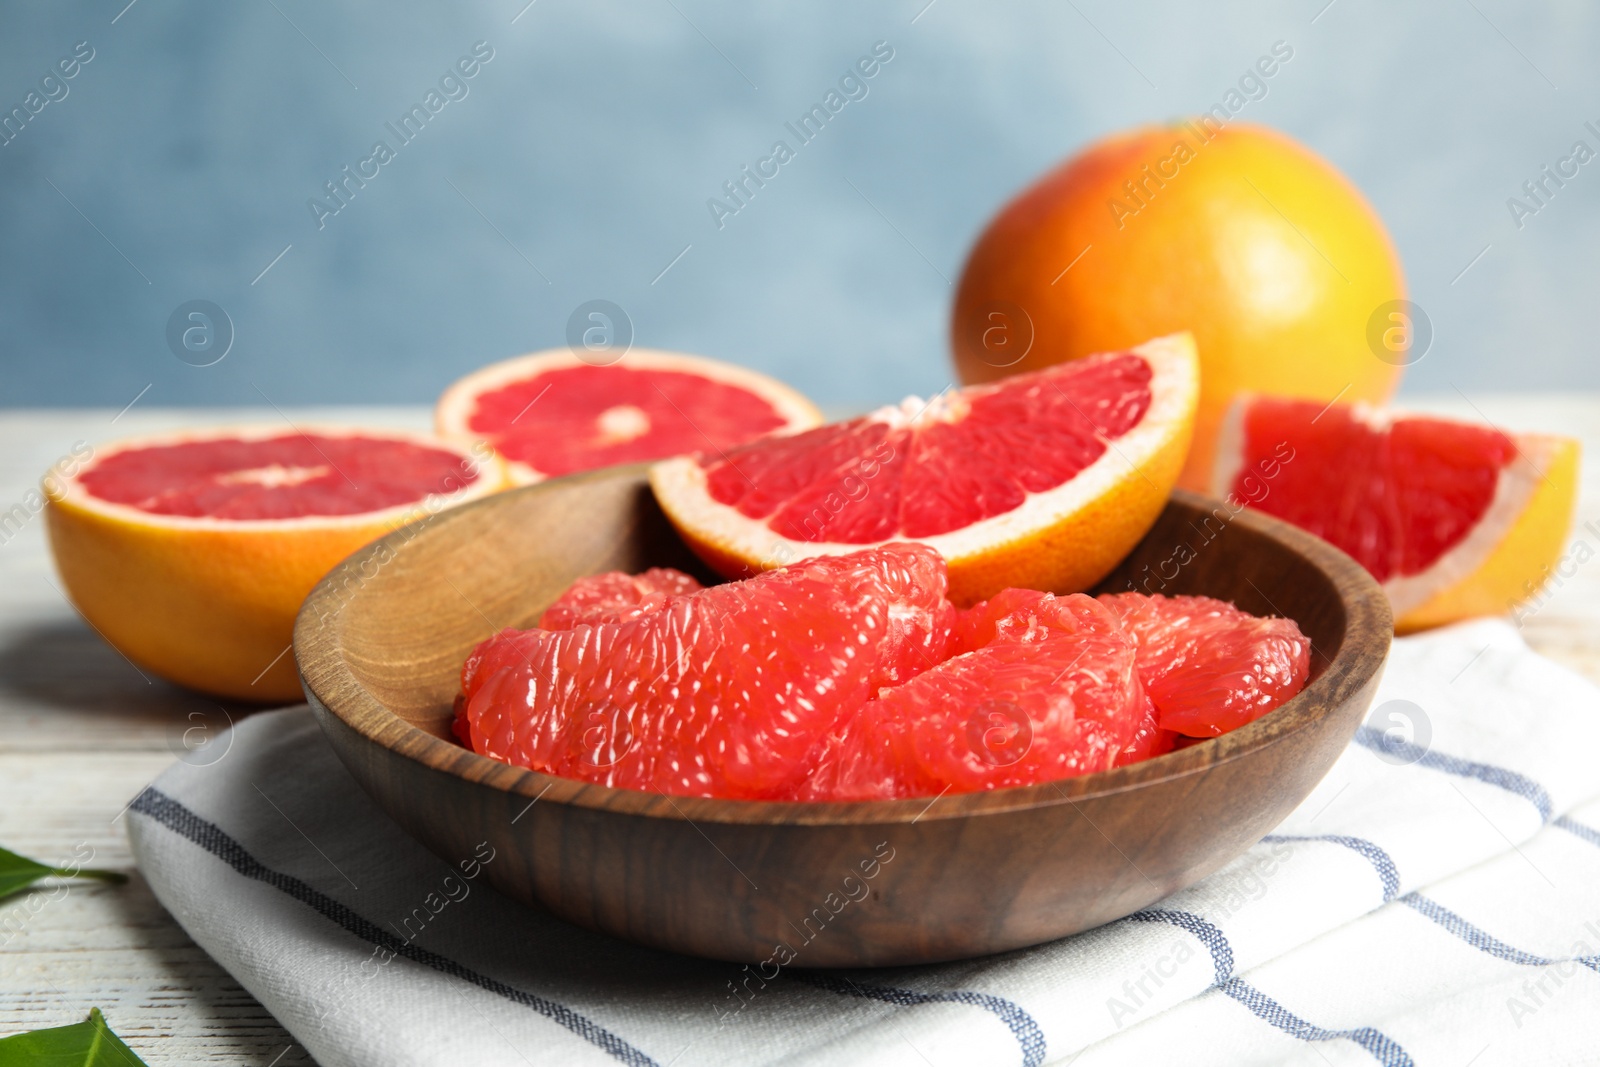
126,619,1600,1066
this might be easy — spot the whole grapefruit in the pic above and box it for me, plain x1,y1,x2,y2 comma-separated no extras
952,122,1406,490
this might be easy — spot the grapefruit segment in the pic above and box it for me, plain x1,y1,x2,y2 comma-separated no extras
454,556,1315,801
1115,696,1175,768
1212,397,1580,631
538,568,704,629
455,545,955,800
651,333,1199,605
435,349,823,485
804,592,1146,801
46,426,503,701
1099,593,1310,737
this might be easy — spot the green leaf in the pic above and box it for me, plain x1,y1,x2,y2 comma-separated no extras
0,845,126,903
0,1007,150,1066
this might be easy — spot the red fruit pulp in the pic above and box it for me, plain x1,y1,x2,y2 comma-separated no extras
454,552,1312,801
804,592,1145,800
1229,398,1515,581
467,365,792,477
702,352,1153,542
79,433,480,520
538,568,704,629
456,545,954,800
1099,592,1311,737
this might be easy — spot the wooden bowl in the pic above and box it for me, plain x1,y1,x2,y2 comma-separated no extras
295,465,1391,967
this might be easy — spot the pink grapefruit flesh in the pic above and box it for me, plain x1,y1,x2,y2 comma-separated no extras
803,592,1145,801
455,544,955,800
79,432,484,520
1099,592,1311,738
435,349,824,485
1211,396,1580,629
650,334,1199,605
454,547,1312,801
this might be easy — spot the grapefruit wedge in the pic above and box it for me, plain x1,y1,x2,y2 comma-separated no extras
46,426,504,701
1211,396,1580,632
651,334,1199,605
435,348,823,485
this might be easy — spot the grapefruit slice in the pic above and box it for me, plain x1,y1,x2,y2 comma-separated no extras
1098,593,1310,737
455,544,956,800
435,348,824,485
1211,397,1580,632
46,426,503,701
650,334,1199,605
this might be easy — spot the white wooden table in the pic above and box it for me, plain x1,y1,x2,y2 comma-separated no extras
2,400,1598,1064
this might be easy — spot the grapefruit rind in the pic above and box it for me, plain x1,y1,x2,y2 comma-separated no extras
45,426,504,702
650,333,1199,606
434,348,826,485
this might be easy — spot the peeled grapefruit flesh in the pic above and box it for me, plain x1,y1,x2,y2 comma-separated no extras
1099,593,1310,737
435,348,823,485
46,427,503,701
537,568,704,629
456,544,956,800
1211,396,1580,632
803,592,1145,801
951,122,1406,492
455,551,1313,801
651,334,1198,605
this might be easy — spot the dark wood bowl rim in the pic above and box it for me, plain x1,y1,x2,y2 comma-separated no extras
295,467,1392,828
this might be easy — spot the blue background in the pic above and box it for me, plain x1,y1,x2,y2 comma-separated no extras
2,0,1596,412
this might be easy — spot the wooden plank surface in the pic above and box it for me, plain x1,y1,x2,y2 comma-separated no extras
0,409,426,1066
1,400,1597,1063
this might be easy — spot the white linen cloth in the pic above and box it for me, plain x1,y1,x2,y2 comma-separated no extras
126,620,1600,1066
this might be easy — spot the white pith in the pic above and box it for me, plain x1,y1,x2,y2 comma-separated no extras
1209,398,1555,616
434,348,826,484
650,334,1199,565
52,424,498,531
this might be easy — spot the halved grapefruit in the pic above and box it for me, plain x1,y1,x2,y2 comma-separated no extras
46,426,504,701
650,334,1199,605
434,348,824,485
1211,396,1579,632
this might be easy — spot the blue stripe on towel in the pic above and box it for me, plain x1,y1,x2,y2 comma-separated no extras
1126,909,1413,1065
1401,894,1600,974
799,974,1047,1067
1220,978,1417,1067
1264,835,1400,902
1554,815,1600,851
1126,909,1233,985
1352,727,1555,822
129,788,662,1067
